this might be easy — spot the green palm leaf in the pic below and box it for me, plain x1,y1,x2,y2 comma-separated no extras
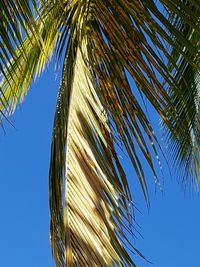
0,0,200,266
162,0,200,182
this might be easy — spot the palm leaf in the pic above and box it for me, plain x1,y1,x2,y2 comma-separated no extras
0,1,63,117
162,0,200,183
0,0,200,266
49,1,200,265
50,35,140,266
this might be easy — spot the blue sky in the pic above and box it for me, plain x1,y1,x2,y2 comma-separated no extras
0,61,200,267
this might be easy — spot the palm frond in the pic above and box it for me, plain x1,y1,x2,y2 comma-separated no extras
1,0,200,266
49,0,200,265
162,0,200,183
1,0,45,77
0,1,63,117
50,33,142,266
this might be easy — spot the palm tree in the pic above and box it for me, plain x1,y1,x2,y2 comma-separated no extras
0,0,199,266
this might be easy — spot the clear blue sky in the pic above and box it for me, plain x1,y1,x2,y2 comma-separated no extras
0,61,200,267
